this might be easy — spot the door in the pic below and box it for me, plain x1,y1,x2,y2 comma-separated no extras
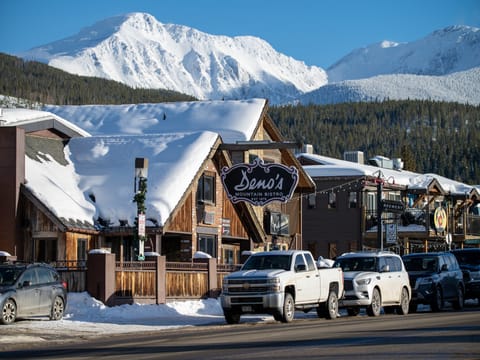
293,253,318,303
15,269,40,316
36,267,56,314
377,256,403,303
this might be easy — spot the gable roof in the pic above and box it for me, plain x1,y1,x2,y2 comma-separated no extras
25,131,220,229
0,108,90,138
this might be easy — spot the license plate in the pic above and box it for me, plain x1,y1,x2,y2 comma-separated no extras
241,305,252,312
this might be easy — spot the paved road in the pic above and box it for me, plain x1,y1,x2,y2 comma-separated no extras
2,308,479,359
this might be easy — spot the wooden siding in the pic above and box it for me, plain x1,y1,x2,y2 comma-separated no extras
166,192,193,233
222,193,248,239
115,267,157,297
166,271,208,298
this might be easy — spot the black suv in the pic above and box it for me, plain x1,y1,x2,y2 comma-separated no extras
402,252,464,312
451,248,480,304
0,262,67,324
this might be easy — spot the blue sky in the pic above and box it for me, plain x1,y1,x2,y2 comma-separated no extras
1,0,479,68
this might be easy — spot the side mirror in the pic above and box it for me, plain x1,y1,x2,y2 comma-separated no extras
441,264,448,272
295,264,307,272
21,280,32,288
381,264,390,273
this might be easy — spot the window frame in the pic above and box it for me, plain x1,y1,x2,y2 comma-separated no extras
197,173,216,205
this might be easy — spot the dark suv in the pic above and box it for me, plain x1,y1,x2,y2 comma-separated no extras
0,262,67,325
402,252,464,312
451,248,480,304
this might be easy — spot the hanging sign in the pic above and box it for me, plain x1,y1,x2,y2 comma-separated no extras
386,223,397,244
138,213,146,237
221,158,299,206
381,199,405,214
434,207,447,232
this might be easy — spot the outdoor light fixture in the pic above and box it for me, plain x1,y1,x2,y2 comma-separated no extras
134,157,148,261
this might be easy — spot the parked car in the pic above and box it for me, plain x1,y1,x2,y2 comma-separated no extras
333,251,411,316
402,252,464,312
451,248,480,304
0,262,67,325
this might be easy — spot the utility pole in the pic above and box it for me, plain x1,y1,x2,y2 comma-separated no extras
376,178,383,251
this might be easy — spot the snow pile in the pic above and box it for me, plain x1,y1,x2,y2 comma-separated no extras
63,292,224,328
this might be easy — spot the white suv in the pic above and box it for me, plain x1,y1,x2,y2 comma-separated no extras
334,251,411,316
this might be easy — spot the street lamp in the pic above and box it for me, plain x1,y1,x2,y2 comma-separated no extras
134,157,148,261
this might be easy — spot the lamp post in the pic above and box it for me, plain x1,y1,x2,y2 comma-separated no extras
134,157,148,261
373,171,384,251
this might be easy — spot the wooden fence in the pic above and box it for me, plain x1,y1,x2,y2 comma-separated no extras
58,254,240,305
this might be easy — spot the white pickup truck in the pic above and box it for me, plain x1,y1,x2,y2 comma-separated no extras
220,250,344,324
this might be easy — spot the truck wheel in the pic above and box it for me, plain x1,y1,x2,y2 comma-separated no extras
224,310,241,324
318,290,338,319
281,293,295,323
367,288,382,316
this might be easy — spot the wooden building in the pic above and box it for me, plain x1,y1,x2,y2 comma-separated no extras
298,152,480,259
0,109,96,262
1,100,315,265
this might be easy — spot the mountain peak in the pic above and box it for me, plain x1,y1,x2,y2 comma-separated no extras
19,12,327,104
327,25,480,82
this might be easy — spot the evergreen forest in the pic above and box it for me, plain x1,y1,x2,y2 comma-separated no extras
0,53,195,105
1,53,479,185
269,102,480,184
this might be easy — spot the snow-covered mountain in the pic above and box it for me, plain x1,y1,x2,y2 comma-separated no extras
16,14,480,106
299,67,480,105
18,12,326,104
327,25,480,82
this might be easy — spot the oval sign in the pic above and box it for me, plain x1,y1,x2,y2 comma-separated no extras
434,207,447,232
221,158,299,206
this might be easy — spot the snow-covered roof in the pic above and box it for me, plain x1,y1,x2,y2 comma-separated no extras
0,108,90,137
300,153,474,195
43,99,267,143
20,99,272,229
25,131,220,228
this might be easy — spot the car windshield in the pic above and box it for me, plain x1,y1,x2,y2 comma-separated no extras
0,267,24,286
242,255,292,271
334,257,377,272
403,256,438,272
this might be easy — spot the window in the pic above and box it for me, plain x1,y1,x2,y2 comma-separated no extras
328,192,336,209
348,192,357,208
197,174,215,204
222,247,237,265
198,234,217,258
305,253,316,271
294,254,307,271
37,268,54,284
308,193,316,208
77,238,87,261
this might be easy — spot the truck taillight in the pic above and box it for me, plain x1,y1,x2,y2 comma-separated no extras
62,281,68,290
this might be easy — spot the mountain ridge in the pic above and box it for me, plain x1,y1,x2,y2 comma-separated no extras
15,13,480,105
20,12,327,104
